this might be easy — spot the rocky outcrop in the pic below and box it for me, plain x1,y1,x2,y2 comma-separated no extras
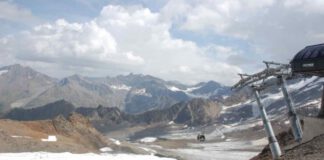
3,100,75,121
2,98,222,134
77,98,223,132
0,113,109,153
251,117,324,160
173,98,222,125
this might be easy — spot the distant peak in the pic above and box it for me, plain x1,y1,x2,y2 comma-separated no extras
1,64,25,70
206,80,221,85
69,74,83,80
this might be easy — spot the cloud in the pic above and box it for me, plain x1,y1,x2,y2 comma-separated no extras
1,4,242,85
0,1,37,24
283,0,324,14
3,0,324,85
126,52,144,64
163,0,324,64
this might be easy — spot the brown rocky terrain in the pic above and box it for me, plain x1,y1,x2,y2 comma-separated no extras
251,117,324,160
0,113,135,153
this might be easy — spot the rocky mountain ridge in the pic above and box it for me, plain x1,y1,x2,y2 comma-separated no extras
0,64,230,113
2,98,223,133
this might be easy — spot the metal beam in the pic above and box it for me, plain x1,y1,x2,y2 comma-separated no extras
232,62,290,90
253,88,282,159
279,76,303,143
318,83,324,118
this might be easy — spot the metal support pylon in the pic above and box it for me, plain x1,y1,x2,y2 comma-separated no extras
318,83,324,118
253,88,282,159
279,76,303,143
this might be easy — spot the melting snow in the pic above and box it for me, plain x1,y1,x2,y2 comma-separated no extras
132,88,152,97
100,147,113,152
175,149,258,160
284,120,290,125
139,137,157,143
41,135,57,142
109,138,121,145
288,76,318,91
167,86,181,92
110,85,131,91
139,147,157,154
0,69,8,76
0,152,176,160
11,135,31,139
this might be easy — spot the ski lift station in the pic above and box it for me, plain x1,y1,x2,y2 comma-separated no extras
232,43,324,160
291,44,324,76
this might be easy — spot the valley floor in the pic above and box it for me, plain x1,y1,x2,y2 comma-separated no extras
0,152,176,160
105,118,274,160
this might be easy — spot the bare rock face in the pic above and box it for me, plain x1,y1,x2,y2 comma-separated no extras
0,64,56,112
67,112,92,128
52,114,76,135
173,98,222,126
52,113,108,150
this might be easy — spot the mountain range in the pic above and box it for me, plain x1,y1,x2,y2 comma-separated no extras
0,64,231,114
3,98,223,133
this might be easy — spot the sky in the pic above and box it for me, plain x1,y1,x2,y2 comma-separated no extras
0,0,324,85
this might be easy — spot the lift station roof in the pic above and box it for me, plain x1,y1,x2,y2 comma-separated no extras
291,44,324,76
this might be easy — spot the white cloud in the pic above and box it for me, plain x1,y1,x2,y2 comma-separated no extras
3,19,120,67
283,0,324,14
163,0,324,64
126,52,144,64
0,1,37,24
0,4,242,85
203,45,238,61
178,65,192,73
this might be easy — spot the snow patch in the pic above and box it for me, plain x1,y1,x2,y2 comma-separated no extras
41,135,57,142
288,76,318,91
139,137,157,143
0,70,8,76
175,148,258,160
100,147,113,152
11,135,31,139
167,86,181,92
10,102,24,108
109,138,121,145
249,138,268,146
168,121,174,125
110,84,131,91
284,120,290,125
132,88,152,97
139,147,157,154
0,152,176,160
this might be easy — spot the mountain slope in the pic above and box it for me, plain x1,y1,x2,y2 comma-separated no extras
74,98,223,133
0,64,56,112
0,113,110,153
4,100,75,121
0,64,229,113
25,75,116,109
190,81,231,98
